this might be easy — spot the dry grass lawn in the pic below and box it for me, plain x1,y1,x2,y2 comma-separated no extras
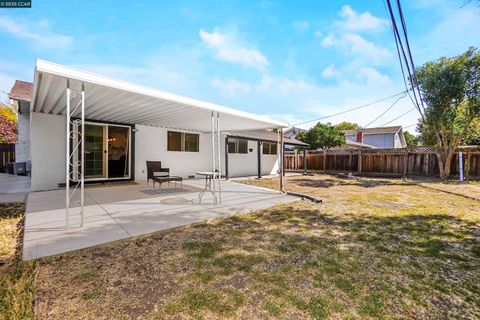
7,174,480,319
0,203,36,320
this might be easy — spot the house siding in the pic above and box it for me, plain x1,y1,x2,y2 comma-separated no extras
30,112,66,191
29,117,281,191
12,101,31,163
363,133,395,148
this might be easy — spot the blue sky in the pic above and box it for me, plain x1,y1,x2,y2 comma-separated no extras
0,0,478,131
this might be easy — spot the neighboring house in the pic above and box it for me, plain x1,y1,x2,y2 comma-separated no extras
22,60,306,191
9,80,33,164
284,126,374,150
343,126,407,148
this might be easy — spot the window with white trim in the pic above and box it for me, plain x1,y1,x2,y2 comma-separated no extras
262,142,278,155
167,131,199,152
228,138,248,154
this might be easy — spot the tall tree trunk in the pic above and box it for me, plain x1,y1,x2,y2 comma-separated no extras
436,147,454,179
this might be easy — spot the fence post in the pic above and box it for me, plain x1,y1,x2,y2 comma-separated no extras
323,150,327,171
357,150,362,174
403,149,408,178
465,151,471,180
303,148,307,175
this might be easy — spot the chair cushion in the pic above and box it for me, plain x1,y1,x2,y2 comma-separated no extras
154,171,169,177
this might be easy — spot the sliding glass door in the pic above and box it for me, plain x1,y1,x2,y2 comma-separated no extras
82,123,131,180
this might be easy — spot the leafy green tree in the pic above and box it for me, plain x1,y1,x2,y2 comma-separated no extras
334,121,359,130
404,131,418,147
463,118,480,145
297,122,346,150
415,47,479,178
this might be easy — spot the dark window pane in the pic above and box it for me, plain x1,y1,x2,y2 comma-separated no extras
238,139,248,154
168,131,182,151
228,141,236,153
270,143,277,155
185,133,199,152
262,143,269,154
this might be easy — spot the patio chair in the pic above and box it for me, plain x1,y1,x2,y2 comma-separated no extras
146,161,183,189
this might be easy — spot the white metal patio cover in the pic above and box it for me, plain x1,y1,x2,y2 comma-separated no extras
31,59,287,228
31,59,287,131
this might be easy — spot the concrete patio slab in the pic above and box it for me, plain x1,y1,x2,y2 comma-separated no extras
23,180,297,260
0,173,31,203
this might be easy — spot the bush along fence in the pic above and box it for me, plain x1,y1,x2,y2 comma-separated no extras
284,146,480,179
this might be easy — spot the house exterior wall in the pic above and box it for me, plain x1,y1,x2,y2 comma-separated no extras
29,117,281,191
227,140,279,177
134,124,214,182
12,101,31,163
134,125,279,180
363,133,395,148
30,112,66,191
345,134,356,142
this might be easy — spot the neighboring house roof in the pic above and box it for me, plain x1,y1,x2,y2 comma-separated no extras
226,129,308,146
9,80,33,102
342,126,403,136
344,140,376,149
284,127,306,139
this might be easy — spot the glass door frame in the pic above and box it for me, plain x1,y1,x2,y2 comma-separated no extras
76,121,132,181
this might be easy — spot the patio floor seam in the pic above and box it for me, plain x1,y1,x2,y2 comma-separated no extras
87,193,133,238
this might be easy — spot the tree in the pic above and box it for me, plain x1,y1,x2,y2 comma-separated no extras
334,121,359,130
0,104,17,144
415,47,480,179
297,122,346,150
404,131,418,147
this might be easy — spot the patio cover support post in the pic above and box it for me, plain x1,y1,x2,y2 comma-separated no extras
211,111,222,204
65,81,85,229
257,141,261,179
278,127,284,193
224,136,229,180
65,83,70,229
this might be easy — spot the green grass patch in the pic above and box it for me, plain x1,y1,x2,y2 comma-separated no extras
166,287,245,317
182,240,222,259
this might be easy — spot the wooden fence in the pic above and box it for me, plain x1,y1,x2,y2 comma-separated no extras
0,143,15,172
284,146,480,179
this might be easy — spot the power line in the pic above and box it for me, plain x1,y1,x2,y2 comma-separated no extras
363,92,407,128
379,106,416,127
292,90,406,127
384,0,425,120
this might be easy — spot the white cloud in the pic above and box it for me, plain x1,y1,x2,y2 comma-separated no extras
322,33,391,61
199,28,269,71
321,65,338,79
357,67,390,84
291,20,310,33
211,78,252,96
337,5,388,32
0,15,73,50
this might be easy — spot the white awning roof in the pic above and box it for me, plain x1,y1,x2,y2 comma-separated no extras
32,59,287,132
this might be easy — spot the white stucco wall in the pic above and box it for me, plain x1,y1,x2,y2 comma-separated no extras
134,124,215,182
30,112,66,191
11,100,31,163
227,140,279,177
29,118,281,191
134,125,280,181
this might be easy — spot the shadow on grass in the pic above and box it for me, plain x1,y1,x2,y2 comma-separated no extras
179,205,480,319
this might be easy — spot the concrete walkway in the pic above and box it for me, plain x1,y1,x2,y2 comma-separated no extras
23,180,297,260
0,173,31,203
